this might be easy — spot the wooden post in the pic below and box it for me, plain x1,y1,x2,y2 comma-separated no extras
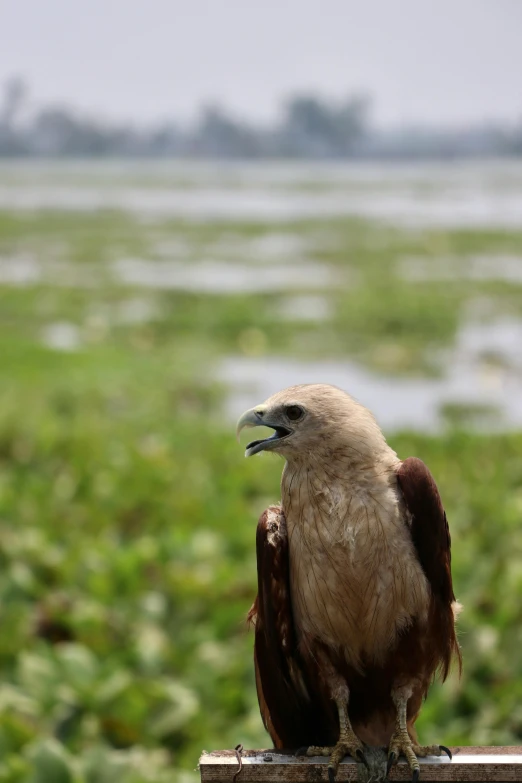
200,748,522,783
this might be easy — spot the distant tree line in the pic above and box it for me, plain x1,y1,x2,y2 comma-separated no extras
1,76,521,160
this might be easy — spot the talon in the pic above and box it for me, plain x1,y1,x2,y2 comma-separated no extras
387,751,397,775
412,768,420,783
295,747,308,758
439,746,452,760
328,766,336,783
355,749,369,770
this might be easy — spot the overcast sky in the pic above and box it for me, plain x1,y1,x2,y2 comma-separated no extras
1,0,521,127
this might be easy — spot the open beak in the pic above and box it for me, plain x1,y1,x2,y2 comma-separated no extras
236,407,292,457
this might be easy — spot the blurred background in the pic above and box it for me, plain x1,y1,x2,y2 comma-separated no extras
1,1,522,781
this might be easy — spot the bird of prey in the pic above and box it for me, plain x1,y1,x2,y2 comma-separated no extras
237,384,461,782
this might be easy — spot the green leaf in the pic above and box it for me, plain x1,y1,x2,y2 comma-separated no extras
25,739,74,783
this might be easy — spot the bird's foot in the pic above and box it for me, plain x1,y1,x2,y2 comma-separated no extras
296,731,367,783
386,732,451,782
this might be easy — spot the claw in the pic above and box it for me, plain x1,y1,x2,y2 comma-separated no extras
439,746,452,760
412,768,420,783
355,749,369,770
387,751,396,775
328,766,336,783
295,747,308,758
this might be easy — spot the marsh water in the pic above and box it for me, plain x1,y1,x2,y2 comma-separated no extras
1,159,522,227
2,159,522,432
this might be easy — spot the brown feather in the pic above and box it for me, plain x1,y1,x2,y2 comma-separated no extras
250,505,337,747
396,457,462,680
250,470,461,748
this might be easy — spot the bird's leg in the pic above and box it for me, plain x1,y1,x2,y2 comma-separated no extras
296,684,366,783
387,685,451,783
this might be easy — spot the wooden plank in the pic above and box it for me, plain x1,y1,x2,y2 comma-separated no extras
200,748,522,783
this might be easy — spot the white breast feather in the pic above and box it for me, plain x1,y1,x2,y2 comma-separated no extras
282,462,430,670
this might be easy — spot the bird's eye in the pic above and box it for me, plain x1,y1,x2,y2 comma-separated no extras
285,405,304,421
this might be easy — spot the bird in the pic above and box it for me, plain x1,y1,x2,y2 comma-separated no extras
236,384,461,783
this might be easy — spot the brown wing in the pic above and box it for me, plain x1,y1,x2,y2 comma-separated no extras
248,505,334,748
396,457,462,681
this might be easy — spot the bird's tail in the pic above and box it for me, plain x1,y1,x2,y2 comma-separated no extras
357,746,389,783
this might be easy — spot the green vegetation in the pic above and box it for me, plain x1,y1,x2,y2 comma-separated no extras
1,200,522,782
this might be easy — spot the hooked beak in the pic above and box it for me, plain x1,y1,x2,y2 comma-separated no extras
236,407,292,457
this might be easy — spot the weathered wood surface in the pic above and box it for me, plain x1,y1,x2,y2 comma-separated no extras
200,748,522,783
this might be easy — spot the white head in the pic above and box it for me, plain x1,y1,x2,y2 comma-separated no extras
237,384,394,467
